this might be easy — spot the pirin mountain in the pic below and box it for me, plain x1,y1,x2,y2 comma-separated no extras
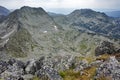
0,6,120,80
0,6,119,59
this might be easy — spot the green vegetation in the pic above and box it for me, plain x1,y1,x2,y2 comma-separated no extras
6,27,34,57
32,76,40,80
59,66,97,80
80,43,87,50
59,69,80,80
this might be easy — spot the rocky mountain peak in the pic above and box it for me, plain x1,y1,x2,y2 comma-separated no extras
20,6,47,15
0,6,61,58
71,9,94,14
68,9,108,18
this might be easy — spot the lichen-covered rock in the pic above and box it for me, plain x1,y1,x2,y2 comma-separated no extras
25,57,44,74
95,56,120,80
22,74,34,80
74,59,88,72
25,59,36,74
36,66,63,80
0,62,24,80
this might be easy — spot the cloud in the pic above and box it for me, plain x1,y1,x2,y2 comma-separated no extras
0,0,120,10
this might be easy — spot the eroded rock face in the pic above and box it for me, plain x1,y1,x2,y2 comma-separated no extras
95,56,120,80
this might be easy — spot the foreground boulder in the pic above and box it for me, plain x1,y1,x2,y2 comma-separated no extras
95,56,120,80
36,66,63,80
0,61,25,80
25,57,44,74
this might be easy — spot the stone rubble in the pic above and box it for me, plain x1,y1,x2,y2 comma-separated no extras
0,55,119,80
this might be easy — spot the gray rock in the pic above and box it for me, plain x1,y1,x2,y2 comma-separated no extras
25,59,36,74
0,62,24,80
95,56,120,80
25,57,44,74
0,60,8,74
22,74,34,80
8,58,16,65
36,66,63,80
74,59,88,72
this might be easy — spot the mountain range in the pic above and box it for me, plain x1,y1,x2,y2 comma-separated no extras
0,6,119,60
52,9,120,39
105,11,120,17
0,6,120,80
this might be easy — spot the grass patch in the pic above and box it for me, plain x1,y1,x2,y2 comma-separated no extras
80,66,96,80
59,69,81,80
59,66,96,80
96,54,110,61
32,76,40,80
6,27,33,58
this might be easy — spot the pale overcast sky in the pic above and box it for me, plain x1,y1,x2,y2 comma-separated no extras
0,0,120,13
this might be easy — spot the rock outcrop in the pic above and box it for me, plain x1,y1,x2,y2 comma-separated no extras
95,56,120,80
0,57,63,80
36,66,63,80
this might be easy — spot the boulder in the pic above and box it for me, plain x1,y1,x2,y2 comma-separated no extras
25,57,44,74
36,66,63,80
74,59,88,72
25,59,36,74
0,62,24,80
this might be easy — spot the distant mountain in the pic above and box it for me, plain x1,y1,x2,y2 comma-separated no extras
0,15,7,23
53,9,120,39
105,11,120,17
0,6,10,23
48,12,64,17
0,6,10,16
